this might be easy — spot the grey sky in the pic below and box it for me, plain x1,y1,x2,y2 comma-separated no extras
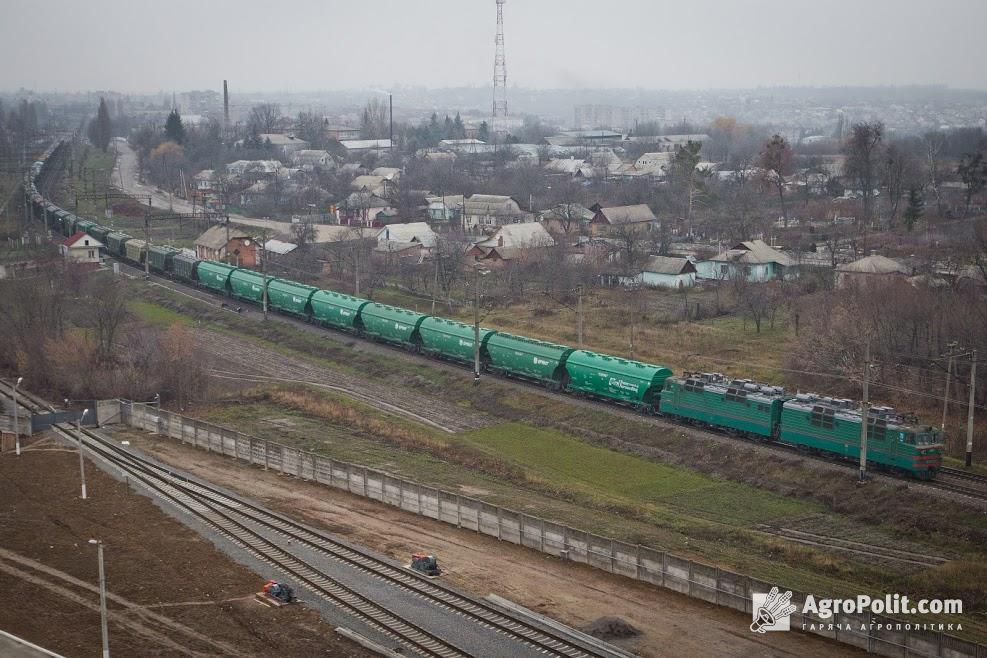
3,0,986,92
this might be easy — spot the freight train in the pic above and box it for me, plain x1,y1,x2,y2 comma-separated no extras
24,143,944,479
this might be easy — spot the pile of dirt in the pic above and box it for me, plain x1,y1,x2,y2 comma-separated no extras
583,616,643,640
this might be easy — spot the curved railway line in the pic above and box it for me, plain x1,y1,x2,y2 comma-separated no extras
0,380,617,658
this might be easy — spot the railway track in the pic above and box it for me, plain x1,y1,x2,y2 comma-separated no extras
54,422,472,658
41,414,613,658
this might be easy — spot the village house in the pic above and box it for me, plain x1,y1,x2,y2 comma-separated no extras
374,222,437,263
257,133,310,158
194,225,257,267
426,195,466,224
589,204,658,236
467,222,555,264
339,139,393,155
539,203,595,234
623,256,697,289
349,175,392,197
371,166,402,181
226,160,285,180
338,191,394,227
193,169,217,192
323,123,361,141
623,133,710,151
462,194,530,231
696,240,793,282
835,254,910,288
60,231,103,268
293,149,335,170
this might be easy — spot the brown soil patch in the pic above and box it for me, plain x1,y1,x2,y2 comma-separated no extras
0,438,372,657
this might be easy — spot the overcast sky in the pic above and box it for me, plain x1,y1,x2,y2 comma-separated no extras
3,0,986,93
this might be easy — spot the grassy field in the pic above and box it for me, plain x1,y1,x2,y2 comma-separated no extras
369,284,796,383
458,422,812,524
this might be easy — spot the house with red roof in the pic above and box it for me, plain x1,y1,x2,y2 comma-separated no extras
60,231,103,267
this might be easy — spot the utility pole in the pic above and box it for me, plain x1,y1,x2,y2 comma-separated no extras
942,342,957,439
967,350,977,467
354,234,361,296
473,265,485,385
431,244,439,315
261,232,269,320
88,539,110,658
143,198,151,279
576,285,584,349
858,340,870,483
630,323,635,361
12,377,23,457
77,409,90,499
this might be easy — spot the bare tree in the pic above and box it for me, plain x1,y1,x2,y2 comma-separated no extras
92,281,130,362
249,103,282,135
290,220,317,249
758,134,794,225
923,131,946,216
360,98,389,140
843,122,885,225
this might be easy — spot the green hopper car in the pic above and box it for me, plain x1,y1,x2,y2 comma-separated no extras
359,303,428,348
229,269,268,304
659,373,789,438
418,317,496,364
778,395,942,478
195,260,236,293
310,291,369,331
564,350,672,409
266,279,318,317
172,253,200,282
485,333,574,388
147,245,181,273
75,219,97,236
105,232,132,257
88,225,112,243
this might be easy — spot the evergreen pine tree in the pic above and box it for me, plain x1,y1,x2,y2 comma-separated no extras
903,187,924,231
164,109,187,144
89,97,112,151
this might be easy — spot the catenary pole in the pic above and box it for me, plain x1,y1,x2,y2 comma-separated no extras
967,350,977,467
859,340,870,482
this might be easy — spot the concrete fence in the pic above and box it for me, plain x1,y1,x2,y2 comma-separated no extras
119,402,984,658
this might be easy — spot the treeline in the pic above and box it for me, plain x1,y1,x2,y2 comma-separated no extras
0,267,207,407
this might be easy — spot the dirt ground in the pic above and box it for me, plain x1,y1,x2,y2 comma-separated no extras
0,437,373,658
128,432,863,658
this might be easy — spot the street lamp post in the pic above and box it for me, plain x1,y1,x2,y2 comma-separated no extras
88,539,110,658
77,408,90,499
12,376,23,456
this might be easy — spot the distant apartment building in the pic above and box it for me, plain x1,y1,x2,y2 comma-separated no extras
573,105,666,131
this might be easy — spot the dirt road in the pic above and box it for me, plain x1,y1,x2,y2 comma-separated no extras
129,432,861,658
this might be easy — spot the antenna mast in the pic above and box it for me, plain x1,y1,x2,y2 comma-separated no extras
492,0,508,118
